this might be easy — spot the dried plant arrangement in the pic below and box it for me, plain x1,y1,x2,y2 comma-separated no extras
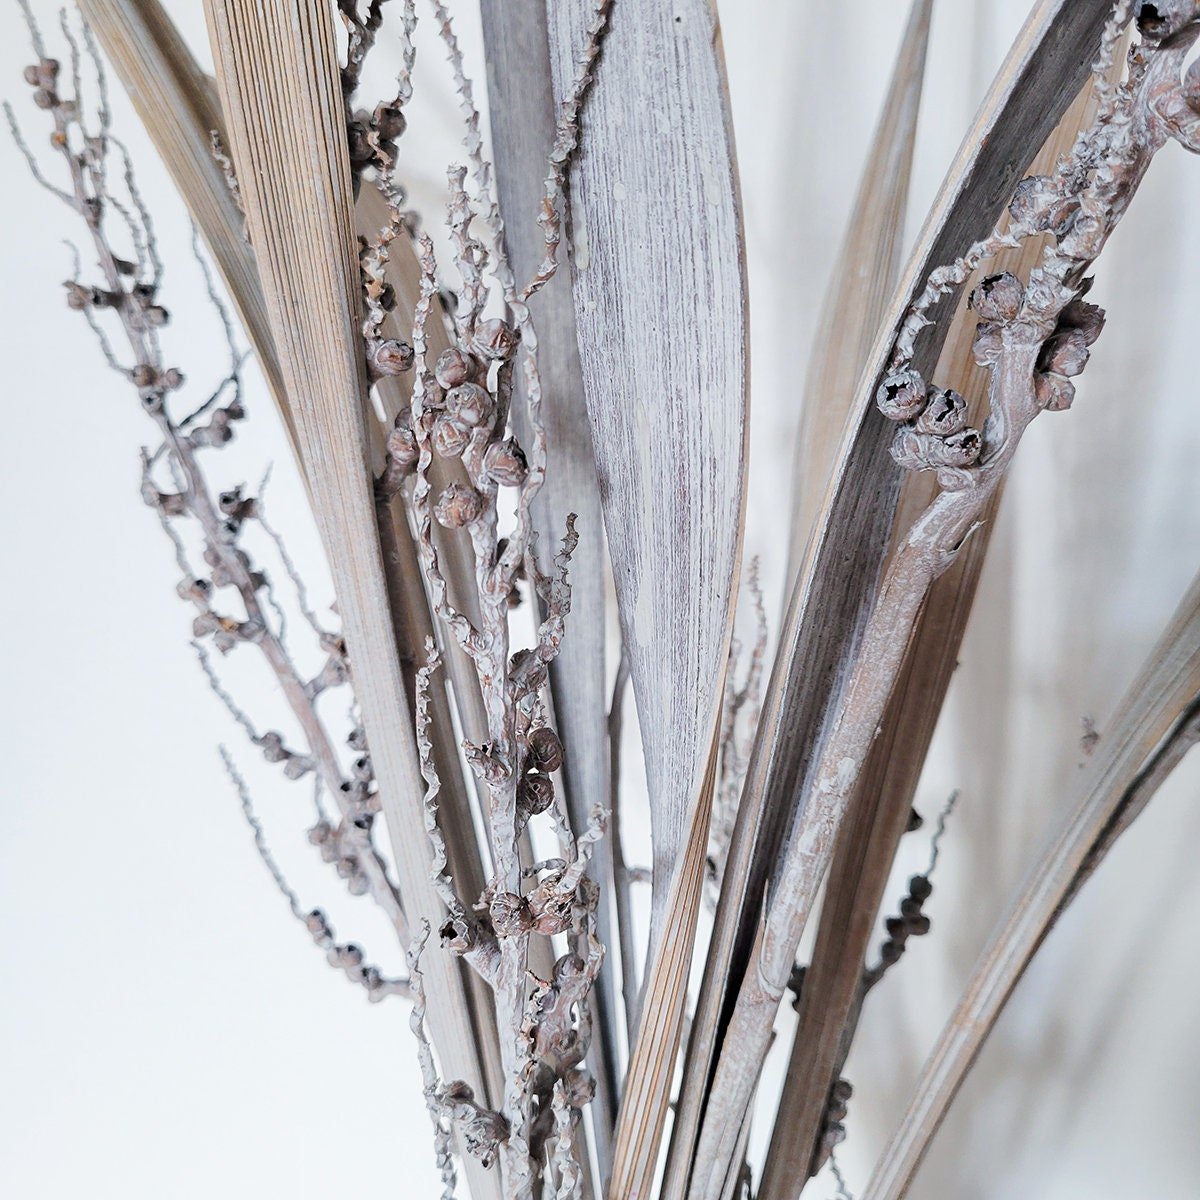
5,1,1200,1198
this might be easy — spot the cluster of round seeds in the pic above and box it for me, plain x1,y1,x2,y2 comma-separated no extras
878,873,933,967
876,367,982,488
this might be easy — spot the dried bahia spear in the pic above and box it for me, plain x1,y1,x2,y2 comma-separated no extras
6,1,1200,1198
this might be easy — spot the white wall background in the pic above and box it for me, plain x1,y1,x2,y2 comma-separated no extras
1,2,1198,1198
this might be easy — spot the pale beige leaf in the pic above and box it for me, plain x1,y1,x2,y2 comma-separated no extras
676,4,1117,1196
201,6,501,1198
862,569,1200,1200
785,0,933,583
545,3,749,1197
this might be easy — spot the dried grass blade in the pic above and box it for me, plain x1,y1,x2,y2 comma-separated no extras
861,569,1200,1200
477,5,620,1164
785,0,933,583
675,4,1115,1196
756,71,1109,1200
77,0,296,460
202,6,501,1197
544,3,750,1195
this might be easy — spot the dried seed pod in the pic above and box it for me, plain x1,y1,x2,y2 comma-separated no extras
370,338,413,376
909,874,933,902
889,426,929,471
969,272,1024,324
131,363,158,389
518,771,555,816
484,437,529,487
1058,297,1106,345
528,887,573,935
431,413,470,459
527,726,564,773
444,381,492,429
373,102,406,140
143,305,169,327
1038,327,1090,377
876,369,927,421
386,411,419,473
489,891,532,937
33,88,56,110
434,347,476,389
971,321,1005,368
434,482,484,528
163,368,185,390
22,65,40,86
929,428,982,468
473,317,518,361
1035,372,1076,412
915,387,968,437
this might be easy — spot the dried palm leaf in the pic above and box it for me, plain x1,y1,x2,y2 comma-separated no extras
544,2,749,1196
861,567,1200,1200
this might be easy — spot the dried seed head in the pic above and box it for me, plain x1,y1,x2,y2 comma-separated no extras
876,369,928,421
915,388,968,437
132,363,158,389
484,437,529,487
434,347,476,389
1135,1,1175,39
444,381,492,429
434,482,484,528
22,65,40,86
373,102,406,140
909,874,933,902
473,318,518,361
933,428,982,468
163,368,185,390
371,338,413,376
489,891,532,936
527,727,564,773
1038,327,1090,377
1035,372,1076,412
33,88,56,110
431,413,471,459
143,305,170,327
891,426,982,472
969,272,1024,324
1058,297,1106,345
386,408,419,475
518,771,555,816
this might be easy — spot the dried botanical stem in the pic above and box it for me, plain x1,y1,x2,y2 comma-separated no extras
77,0,296,461
757,68,1112,1200
202,9,504,1198
606,653,639,1044
690,8,1200,1194
477,2,618,1169
670,6,1117,1196
862,571,1200,1200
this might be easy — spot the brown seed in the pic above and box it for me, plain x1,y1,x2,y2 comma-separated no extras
473,317,518,361
518,771,555,815
386,419,418,473
484,437,528,487
915,388,968,437
132,363,158,388
434,347,475,389
527,727,564,773
431,414,470,459
434,482,483,528
969,272,1024,324
33,89,55,110
489,891,532,936
1035,372,1075,412
163,368,185,390
444,381,492,428
876,369,927,421
371,338,413,376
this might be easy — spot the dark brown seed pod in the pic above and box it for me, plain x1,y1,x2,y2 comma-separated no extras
909,874,933,902
527,727,564,773
434,482,484,528
131,363,158,389
929,428,982,468
444,381,492,428
473,317,518,361
431,414,470,459
915,387,968,437
434,347,476,389
969,272,1024,324
33,88,55,110
386,416,419,472
876,369,927,421
518,771,555,816
371,338,413,376
484,437,529,487
373,102,406,140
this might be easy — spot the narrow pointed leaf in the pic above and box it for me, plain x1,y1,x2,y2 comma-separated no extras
545,3,750,1196
862,570,1200,1200
677,4,1116,1195
202,6,501,1197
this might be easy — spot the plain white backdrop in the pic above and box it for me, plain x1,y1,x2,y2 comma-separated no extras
2,2,1199,1197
